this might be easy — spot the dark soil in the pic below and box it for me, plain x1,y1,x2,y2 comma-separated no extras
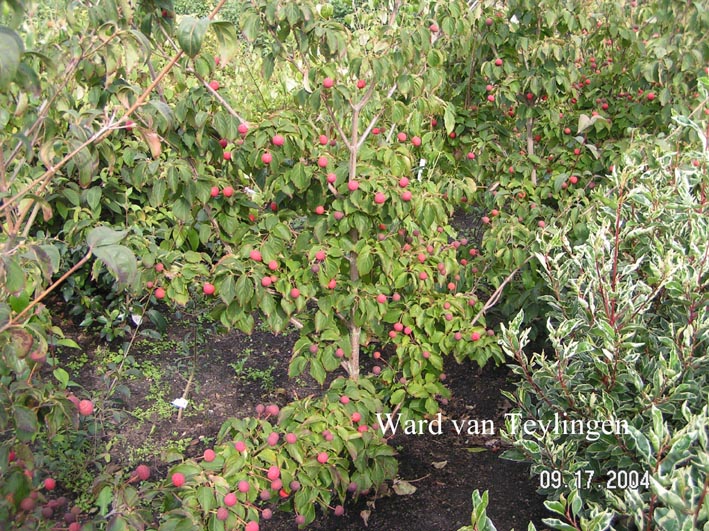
53,308,549,531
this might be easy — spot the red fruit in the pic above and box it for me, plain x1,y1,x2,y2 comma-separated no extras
334,505,345,516
356,79,366,89
238,480,250,493
317,156,329,168
209,80,220,91
68,523,80,531
270,201,278,211
223,151,232,161
411,136,422,147
44,478,56,491
467,152,476,160
327,279,337,289
250,249,262,262
340,395,350,404
494,58,503,66
261,152,272,164
564,127,571,135
224,492,237,506
203,448,216,462
268,260,278,271
449,131,456,138
272,134,285,146
266,404,279,416
315,205,325,215
210,186,220,198
317,452,328,464
401,191,412,201
235,441,246,452
647,92,655,101
218,138,228,148
217,507,229,521
315,250,326,261
135,465,150,481
392,293,401,301
261,276,272,287
245,522,259,531
376,294,387,304
481,216,490,224
374,192,386,204
347,180,359,192
171,472,185,487
397,132,407,142
335,347,344,357
471,332,481,341
429,23,439,32
203,283,215,296
372,366,381,375
398,177,410,187
487,94,495,102
538,220,546,228
290,287,301,298
222,186,234,197
323,77,334,88
351,411,362,423
485,17,493,26
285,433,297,444
319,134,328,145
569,175,579,185
262,508,273,520
267,432,279,446
155,263,165,272
78,399,93,416
327,172,337,183
372,127,380,135
238,123,248,135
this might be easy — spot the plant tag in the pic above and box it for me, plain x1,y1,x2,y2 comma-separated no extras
172,398,188,409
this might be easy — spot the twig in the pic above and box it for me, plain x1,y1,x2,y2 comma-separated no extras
469,256,532,327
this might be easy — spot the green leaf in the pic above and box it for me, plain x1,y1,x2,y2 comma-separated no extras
0,26,23,88
86,227,128,248
97,486,113,516
91,244,138,286
177,16,209,57
14,406,38,441
356,247,374,277
2,256,25,295
444,102,456,135
197,486,215,513
211,21,239,62
53,368,70,388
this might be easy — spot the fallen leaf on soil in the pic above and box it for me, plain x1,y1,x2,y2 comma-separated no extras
360,509,370,527
392,479,417,495
465,446,487,453
432,460,448,469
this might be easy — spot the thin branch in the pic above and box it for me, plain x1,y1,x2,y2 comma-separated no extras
324,100,352,150
356,83,398,150
469,256,532,327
